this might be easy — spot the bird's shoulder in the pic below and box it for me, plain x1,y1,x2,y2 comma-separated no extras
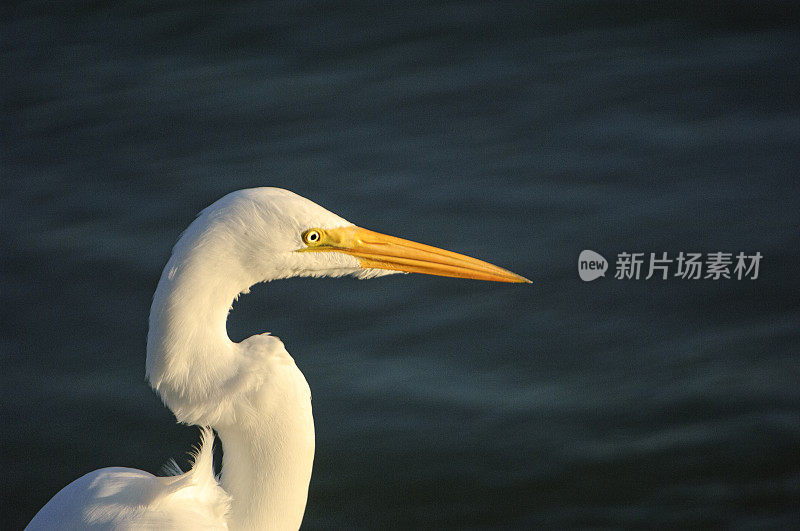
27,429,230,530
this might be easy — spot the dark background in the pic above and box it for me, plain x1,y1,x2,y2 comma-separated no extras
2,1,799,528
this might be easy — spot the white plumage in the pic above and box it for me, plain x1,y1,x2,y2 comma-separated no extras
28,428,229,530
27,188,528,530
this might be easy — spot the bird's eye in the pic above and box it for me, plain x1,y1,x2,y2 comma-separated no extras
302,229,322,245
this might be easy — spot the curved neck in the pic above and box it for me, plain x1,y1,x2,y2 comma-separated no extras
146,239,315,530
146,251,242,423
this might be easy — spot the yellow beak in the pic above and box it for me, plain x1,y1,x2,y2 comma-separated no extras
297,226,530,283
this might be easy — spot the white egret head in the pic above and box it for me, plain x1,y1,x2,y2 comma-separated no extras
165,187,529,288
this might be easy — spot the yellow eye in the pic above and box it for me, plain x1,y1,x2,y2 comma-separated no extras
302,229,322,245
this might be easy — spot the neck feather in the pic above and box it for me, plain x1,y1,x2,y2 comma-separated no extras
216,363,314,530
146,248,244,425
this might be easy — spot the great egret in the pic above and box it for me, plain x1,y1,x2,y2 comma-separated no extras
27,188,529,530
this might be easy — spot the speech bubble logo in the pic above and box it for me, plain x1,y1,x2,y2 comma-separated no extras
578,250,608,281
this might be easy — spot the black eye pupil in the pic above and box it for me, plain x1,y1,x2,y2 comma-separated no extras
304,230,321,244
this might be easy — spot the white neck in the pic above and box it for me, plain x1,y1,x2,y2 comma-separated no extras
146,234,315,530
216,376,314,530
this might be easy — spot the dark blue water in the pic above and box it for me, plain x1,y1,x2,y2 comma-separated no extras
2,1,799,528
